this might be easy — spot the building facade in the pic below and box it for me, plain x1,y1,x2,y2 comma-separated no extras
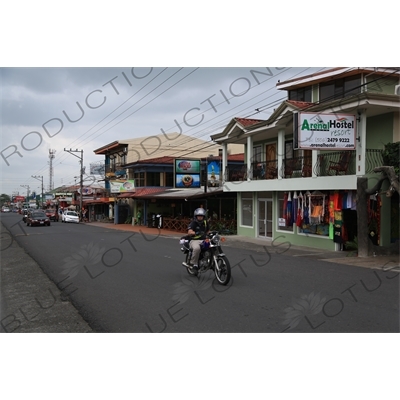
93,133,244,226
211,67,400,251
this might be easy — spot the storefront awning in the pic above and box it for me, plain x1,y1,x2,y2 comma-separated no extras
117,188,168,198
83,198,115,205
117,186,223,200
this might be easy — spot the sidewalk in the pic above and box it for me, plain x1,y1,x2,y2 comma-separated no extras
0,222,93,333
87,221,400,270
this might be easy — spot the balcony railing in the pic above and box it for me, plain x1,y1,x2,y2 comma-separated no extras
252,161,279,180
365,149,384,173
105,163,127,178
279,155,313,179
224,149,385,182
226,165,248,181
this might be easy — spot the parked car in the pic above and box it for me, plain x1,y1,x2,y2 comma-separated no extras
1,207,10,212
26,211,51,227
62,211,80,223
45,209,59,221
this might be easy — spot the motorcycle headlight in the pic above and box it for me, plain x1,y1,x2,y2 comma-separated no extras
211,235,220,245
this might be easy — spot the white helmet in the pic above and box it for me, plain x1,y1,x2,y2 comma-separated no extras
194,208,206,217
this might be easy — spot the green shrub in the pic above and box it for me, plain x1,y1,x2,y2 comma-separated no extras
382,142,400,174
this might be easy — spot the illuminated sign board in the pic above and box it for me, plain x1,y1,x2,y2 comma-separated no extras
174,159,201,188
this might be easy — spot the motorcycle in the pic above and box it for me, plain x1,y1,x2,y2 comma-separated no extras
180,230,231,285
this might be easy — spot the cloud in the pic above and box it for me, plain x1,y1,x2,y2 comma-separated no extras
1,67,326,196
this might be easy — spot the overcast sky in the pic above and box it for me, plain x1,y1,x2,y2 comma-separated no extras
1,66,330,197
0,3,393,200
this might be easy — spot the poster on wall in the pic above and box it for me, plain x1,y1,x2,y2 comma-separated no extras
174,159,201,188
109,180,135,193
207,159,220,187
294,112,356,150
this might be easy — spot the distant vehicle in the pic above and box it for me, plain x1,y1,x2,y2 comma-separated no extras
22,208,33,223
45,209,59,221
62,211,80,224
1,207,10,213
26,211,51,227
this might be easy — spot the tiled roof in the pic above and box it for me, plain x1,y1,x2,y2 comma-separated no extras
235,117,265,127
135,156,174,164
132,153,244,165
226,153,244,161
286,100,314,109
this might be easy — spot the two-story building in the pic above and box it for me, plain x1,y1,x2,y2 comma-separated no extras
93,133,244,226
211,67,400,251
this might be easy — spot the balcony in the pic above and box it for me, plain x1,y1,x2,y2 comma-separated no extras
105,163,127,179
225,149,384,182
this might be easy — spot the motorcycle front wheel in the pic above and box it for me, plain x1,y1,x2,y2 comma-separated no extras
185,253,196,276
214,256,231,285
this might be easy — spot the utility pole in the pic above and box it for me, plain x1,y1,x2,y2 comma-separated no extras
64,148,84,216
49,149,56,191
32,175,44,208
20,185,30,200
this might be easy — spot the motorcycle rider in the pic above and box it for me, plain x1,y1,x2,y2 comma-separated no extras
187,207,209,274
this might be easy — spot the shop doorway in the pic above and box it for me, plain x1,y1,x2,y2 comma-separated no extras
258,199,273,238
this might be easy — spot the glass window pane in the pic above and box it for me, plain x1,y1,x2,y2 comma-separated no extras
241,194,253,227
344,75,361,96
319,82,334,102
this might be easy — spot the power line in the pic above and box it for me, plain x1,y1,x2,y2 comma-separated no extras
20,67,397,190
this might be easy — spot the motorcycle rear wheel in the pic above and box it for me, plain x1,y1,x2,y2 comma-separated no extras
214,256,231,285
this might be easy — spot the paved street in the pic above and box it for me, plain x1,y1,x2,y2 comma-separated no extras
1,213,399,333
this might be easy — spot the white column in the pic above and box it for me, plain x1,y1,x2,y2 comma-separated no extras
277,129,285,180
312,150,318,178
247,135,253,181
221,143,227,183
356,110,367,176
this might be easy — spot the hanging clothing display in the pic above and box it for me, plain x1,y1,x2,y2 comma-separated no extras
303,191,310,225
286,192,292,226
308,191,326,225
283,192,288,225
292,191,298,226
332,192,340,211
334,210,343,244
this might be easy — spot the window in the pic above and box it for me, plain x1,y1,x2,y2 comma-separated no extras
289,86,312,102
241,193,253,227
252,145,262,163
285,140,300,160
134,172,145,187
146,172,160,186
120,153,127,165
319,75,361,102
109,156,116,170
298,192,330,237
165,172,173,187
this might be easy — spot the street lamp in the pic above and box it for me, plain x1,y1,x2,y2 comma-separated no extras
20,185,30,201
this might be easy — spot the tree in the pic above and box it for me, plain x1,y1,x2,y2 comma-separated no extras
0,194,11,206
357,142,400,257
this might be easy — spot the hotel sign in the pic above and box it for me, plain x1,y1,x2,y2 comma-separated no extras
294,112,356,150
